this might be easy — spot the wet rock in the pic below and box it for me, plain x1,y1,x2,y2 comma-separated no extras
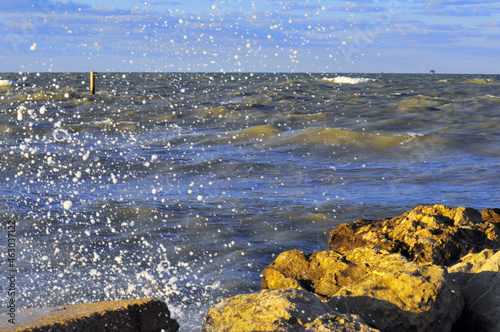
482,208,500,224
202,288,379,332
447,249,500,332
203,205,500,331
262,246,463,332
1,298,179,332
328,205,500,265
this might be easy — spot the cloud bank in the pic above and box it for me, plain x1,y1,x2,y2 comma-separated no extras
0,0,498,73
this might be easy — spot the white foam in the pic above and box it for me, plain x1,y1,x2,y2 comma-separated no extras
53,129,72,142
82,151,90,161
0,79,19,86
323,76,375,84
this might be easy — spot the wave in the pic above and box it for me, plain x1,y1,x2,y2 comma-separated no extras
209,123,428,149
463,78,495,84
0,79,20,86
215,124,282,144
322,76,375,84
195,106,245,120
437,78,497,84
276,127,422,149
68,118,139,133
208,124,431,151
485,94,500,102
394,95,448,111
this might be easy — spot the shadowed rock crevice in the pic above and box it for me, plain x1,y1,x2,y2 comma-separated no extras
447,249,500,332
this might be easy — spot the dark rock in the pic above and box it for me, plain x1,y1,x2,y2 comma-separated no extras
448,249,500,332
1,298,179,332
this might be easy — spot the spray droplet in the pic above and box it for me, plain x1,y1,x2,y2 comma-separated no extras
63,200,73,210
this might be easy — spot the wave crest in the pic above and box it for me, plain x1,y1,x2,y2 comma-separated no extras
0,79,19,86
322,76,375,84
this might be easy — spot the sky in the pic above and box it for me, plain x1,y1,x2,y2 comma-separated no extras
0,0,499,73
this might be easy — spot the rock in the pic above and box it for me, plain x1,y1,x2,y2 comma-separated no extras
447,249,500,332
202,205,500,331
482,208,500,224
0,298,179,332
328,205,500,265
262,246,463,332
202,288,379,332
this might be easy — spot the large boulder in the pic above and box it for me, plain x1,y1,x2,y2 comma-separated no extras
262,246,463,332
202,288,379,332
1,298,179,332
328,205,500,265
447,249,500,332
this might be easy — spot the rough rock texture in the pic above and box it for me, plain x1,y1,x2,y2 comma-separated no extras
262,246,463,332
0,298,179,332
328,205,500,266
482,208,500,224
202,288,379,332
202,205,500,332
447,249,500,332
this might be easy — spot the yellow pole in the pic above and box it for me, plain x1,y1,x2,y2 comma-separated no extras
90,71,95,94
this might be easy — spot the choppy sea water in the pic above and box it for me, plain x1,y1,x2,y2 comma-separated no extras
1,72,499,329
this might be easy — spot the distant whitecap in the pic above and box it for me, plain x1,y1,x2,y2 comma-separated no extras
323,76,375,84
0,79,19,86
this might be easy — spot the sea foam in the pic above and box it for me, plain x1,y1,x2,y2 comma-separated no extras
323,76,375,84
0,79,19,86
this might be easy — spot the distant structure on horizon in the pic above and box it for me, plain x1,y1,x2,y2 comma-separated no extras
429,70,435,74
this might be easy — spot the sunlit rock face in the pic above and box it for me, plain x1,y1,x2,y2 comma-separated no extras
261,246,463,332
202,288,379,332
482,208,500,225
328,205,500,265
203,205,500,332
448,249,500,332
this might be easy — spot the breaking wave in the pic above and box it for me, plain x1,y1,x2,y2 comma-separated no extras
0,79,19,86
322,76,375,84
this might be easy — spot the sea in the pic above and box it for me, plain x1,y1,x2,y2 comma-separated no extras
1,72,499,330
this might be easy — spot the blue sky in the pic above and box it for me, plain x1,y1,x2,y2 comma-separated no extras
0,0,499,73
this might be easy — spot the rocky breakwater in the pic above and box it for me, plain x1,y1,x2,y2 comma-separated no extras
203,205,500,332
2,298,179,332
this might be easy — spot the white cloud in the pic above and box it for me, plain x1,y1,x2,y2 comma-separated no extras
0,0,499,72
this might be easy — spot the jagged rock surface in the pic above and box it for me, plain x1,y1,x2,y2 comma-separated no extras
262,246,463,332
328,205,500,265
202,288,379,332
